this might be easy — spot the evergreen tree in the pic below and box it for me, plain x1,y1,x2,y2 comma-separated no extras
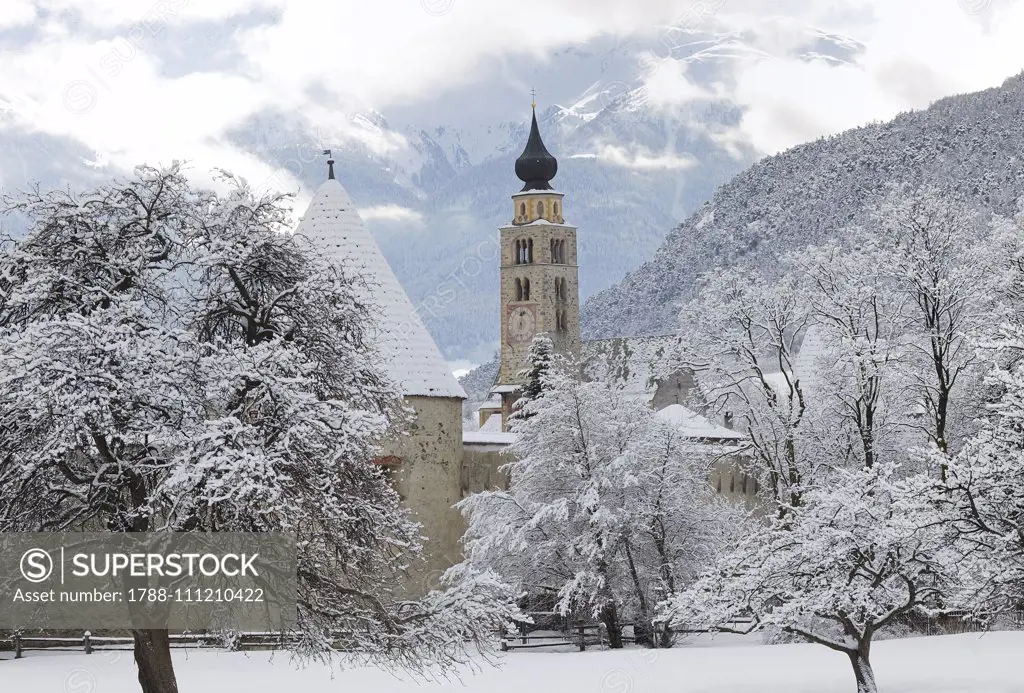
510,334,554,425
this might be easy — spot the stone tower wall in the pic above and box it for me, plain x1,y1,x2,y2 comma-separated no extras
385,395,465,595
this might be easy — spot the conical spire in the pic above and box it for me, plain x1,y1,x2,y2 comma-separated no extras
514,105,558,192
297,178,466,399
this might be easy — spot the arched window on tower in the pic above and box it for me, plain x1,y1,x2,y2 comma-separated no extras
554,201,560,219
527,238,534,263
523,278,531,301
514,240,521,265
519,202,526,219
534,200,543,218
515,278,523,301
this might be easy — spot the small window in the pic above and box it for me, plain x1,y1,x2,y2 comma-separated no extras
527,238,534,263
519,202,526,217
554,201,560,217
535,200,543,217
515,278,523,301
523,278,531,301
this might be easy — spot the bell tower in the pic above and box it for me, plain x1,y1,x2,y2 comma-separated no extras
494,102,581,426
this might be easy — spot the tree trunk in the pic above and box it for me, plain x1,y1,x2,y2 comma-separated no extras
132,629,179,693
847,649,878,693
598,602,624,649
622,543,653,647
656,622,675,648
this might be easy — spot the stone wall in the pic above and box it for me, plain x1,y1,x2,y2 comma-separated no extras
460,445,510,497
385,395,465,595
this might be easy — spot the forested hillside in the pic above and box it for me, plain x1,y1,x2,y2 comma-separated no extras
582,72,1024,339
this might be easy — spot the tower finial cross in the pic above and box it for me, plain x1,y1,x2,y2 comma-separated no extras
531,86,536,110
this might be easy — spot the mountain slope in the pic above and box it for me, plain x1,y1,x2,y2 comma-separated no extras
581,72,1024,339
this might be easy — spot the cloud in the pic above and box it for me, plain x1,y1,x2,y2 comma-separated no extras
585,143,698,171
702,1,1024,154
0,0,36,28
2,0,1024,198
358,204,425,224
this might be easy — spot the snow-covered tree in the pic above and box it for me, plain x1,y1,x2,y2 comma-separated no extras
789,239,911,470
663,462,959,693
940,239,1024,610
870,187,1003,473
0,165,519,693
678,267,813,511
458,360,729,649
510,334,554,424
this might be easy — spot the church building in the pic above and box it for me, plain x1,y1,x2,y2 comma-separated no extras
298,107,761,595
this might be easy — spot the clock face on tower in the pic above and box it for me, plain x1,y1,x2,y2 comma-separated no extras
507,305,537,344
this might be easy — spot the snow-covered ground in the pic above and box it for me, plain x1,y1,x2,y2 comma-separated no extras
3,633,1023,693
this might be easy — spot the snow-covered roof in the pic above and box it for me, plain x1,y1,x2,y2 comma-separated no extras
297,179,465,399
656,404,745,441
582,335,680,403
490,384,520,394
463,431,517,446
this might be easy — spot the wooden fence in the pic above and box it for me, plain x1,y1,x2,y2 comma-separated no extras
6,611,1023,659
1,631,296,659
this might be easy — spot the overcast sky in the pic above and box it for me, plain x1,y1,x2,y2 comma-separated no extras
2,0,1024,194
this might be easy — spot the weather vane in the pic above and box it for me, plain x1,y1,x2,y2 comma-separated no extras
531,87,537,110
322,148,335,180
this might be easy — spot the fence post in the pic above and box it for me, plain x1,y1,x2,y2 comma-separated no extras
13,634,22,659
520,621,527,645
578,624,586,652
83,631,93,655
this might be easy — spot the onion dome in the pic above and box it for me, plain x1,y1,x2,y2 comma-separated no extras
514,107,558,192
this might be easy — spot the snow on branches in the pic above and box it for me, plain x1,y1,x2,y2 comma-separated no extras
663,462,959,693
458,358,732,648
0,164,517,689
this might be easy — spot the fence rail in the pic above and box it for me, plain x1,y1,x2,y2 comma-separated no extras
1,631,299,658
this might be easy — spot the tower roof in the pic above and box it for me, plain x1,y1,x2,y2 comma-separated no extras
514,108,558,192
297,177,466,399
